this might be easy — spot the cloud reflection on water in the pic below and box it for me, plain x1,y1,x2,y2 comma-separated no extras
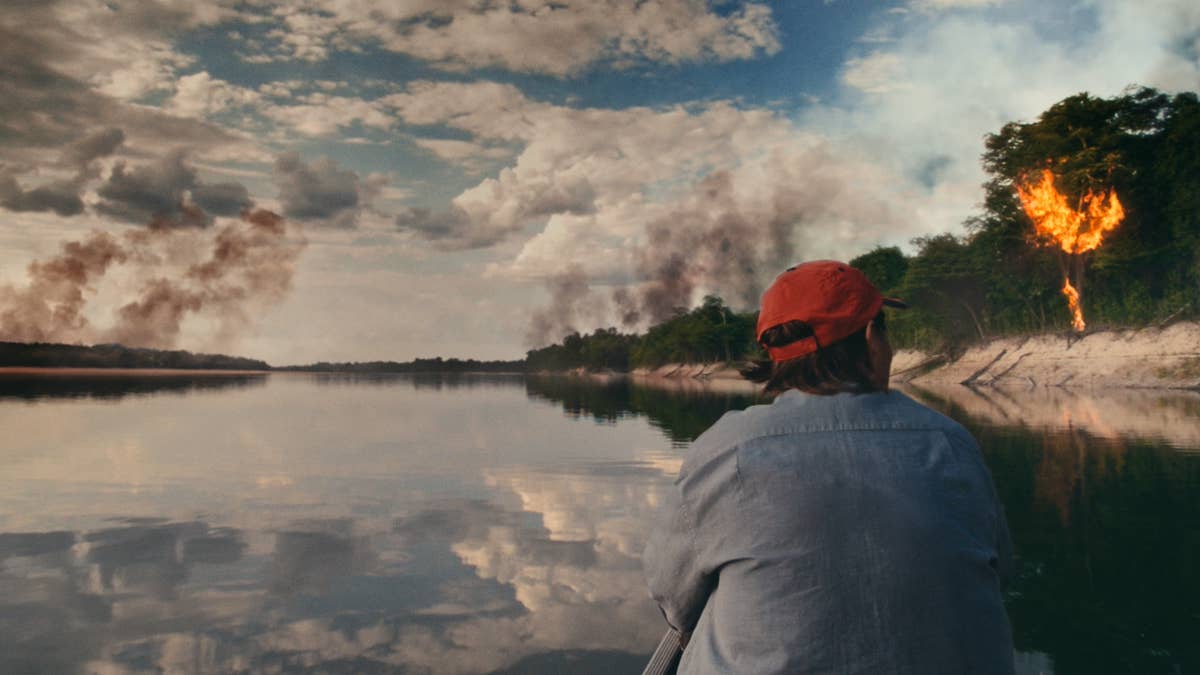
0,520,258,674
383,470,671,675
0,428,677,673
5,373,1195,672
268,519,371,598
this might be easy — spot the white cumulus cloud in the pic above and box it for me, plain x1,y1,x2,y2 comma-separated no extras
252,0,780,76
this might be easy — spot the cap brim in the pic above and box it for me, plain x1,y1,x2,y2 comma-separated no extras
882,297,908,310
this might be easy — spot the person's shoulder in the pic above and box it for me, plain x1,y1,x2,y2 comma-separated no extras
879,390,979,446
689,390,818,444
679,397,782,475
680,390,978,475
881,389,946,415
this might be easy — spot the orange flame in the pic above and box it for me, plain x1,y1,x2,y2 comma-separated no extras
1061,278,1085,332
1016,168,1124,254
1015,168,1125,332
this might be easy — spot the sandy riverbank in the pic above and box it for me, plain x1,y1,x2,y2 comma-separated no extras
895,321,1200,389
628,363,758,393
624,321,1200,391
631,363,745,380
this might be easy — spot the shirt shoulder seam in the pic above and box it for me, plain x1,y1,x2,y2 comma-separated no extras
729,424,958,447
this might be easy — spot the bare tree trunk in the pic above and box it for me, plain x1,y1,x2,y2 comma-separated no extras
1072,253,1085,306
961,301,986,341
719,310,731,363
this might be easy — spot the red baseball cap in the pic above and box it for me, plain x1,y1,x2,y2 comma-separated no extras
757,260,906,362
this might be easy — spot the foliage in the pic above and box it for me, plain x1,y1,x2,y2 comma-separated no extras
525,327,641,371
893,86,1200,351
14,87,1195,372
526,296,762,372
279,356,524,373
850,246,908,294
0,341,271,370
630,296,759,367
530,87,1200,365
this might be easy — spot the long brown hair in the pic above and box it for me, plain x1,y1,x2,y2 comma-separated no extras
740,313,885,395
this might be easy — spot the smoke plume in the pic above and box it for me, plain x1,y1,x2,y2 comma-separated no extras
0,232,128,343
524,170,802,346
610,287,640,327
525,265,606,347
0,209,305,350
519,137,905,346
626,169,795,325
638,170,796,324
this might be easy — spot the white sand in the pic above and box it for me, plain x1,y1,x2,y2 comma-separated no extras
897,321,1200,389
628,321,1200,391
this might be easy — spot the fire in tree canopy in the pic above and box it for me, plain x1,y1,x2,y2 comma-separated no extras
1015,167,1125,331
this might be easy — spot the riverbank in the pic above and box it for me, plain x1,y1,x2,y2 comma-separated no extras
627,363,757,393
894,321,1200,389
622,321,1200,390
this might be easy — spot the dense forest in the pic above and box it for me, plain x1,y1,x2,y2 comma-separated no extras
0,343,524,373
277,357,525,373
525,296,762,371
528,86,1200,370
0,341,270,370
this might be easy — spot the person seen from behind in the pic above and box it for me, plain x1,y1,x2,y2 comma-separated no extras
643,260,1015,674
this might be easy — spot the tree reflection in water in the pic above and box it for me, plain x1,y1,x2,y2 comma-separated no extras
524,374,764,445
0,374,1196,673
908,386,1200,675
528,375,1200,674
0,372,266,401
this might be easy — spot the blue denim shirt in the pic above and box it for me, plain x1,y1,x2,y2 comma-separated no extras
643,390,1014,674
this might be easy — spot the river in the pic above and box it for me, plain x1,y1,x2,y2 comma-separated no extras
0,371,1196,674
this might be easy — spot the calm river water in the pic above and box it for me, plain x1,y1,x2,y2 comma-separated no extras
0,371,1197,674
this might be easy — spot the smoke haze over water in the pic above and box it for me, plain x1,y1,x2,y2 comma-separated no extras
0,209,305,350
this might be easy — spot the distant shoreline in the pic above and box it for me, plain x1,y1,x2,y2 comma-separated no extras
537,321,1200,391
0,367,527,376
11,320,1199,389
0,341,271,371
274,367,526,374
0,367,270,376
0,341,524,374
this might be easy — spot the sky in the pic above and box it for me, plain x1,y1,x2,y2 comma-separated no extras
0,0,1197,365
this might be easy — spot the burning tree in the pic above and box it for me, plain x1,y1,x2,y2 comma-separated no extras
976,88,1176,335
878,87,1198,350
1015,168,1125,332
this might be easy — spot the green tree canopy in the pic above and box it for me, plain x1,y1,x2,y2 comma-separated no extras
529,86,1200,366
851,246,908,294
976,86,1200,331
